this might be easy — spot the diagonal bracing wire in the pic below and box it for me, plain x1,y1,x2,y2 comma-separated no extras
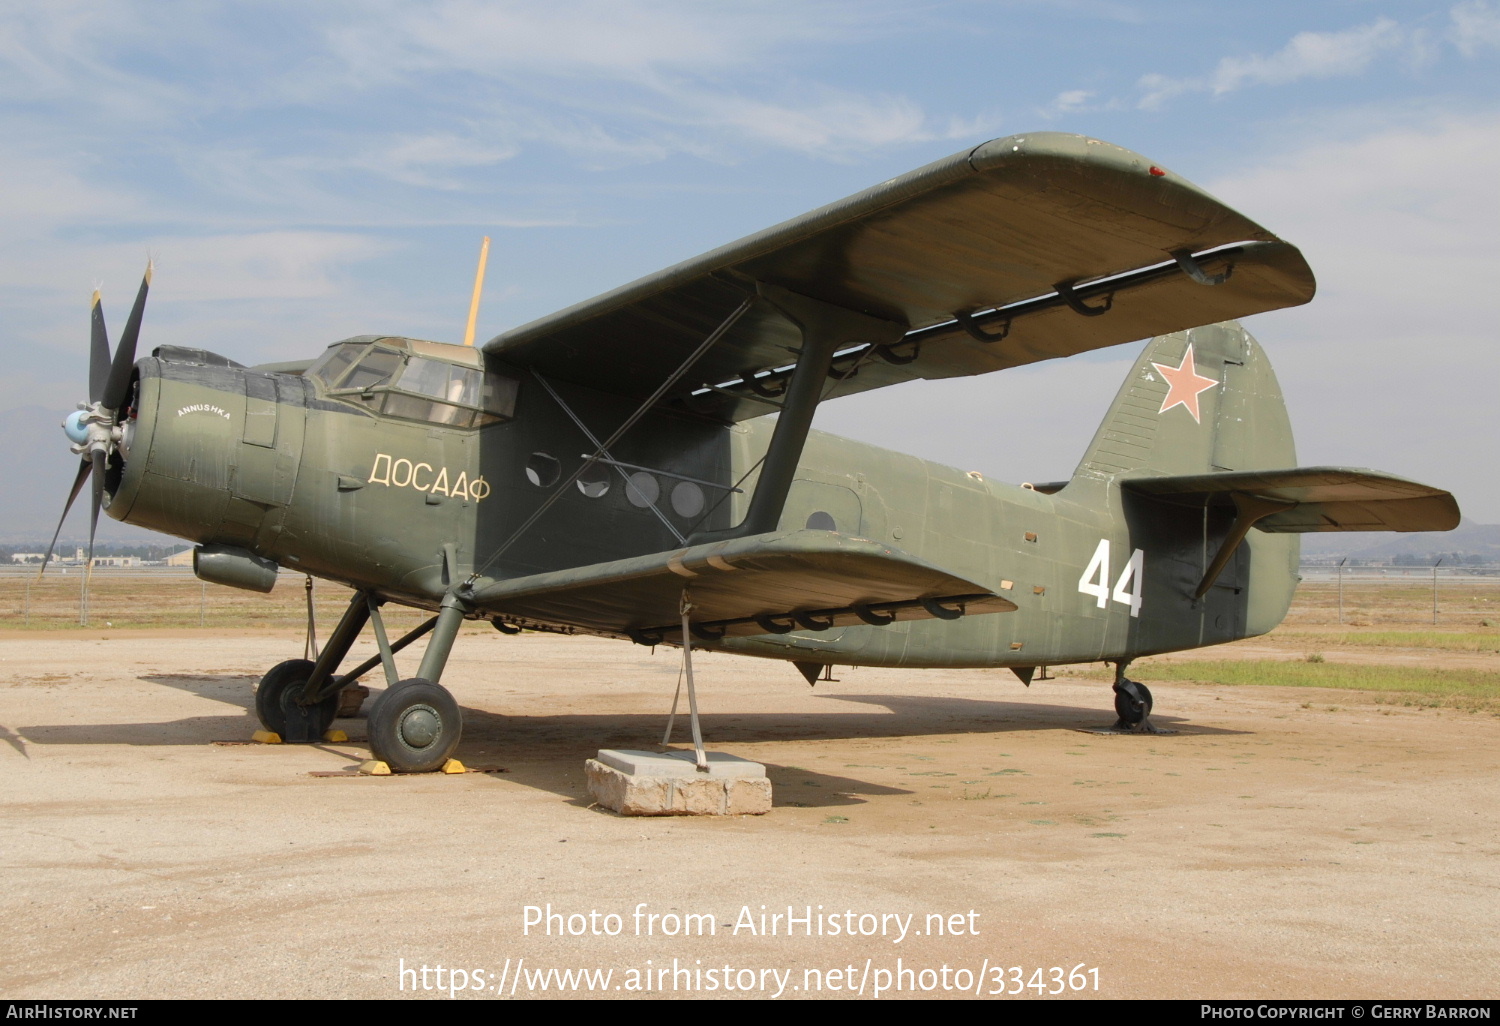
468,295,755,583
531,370,686,545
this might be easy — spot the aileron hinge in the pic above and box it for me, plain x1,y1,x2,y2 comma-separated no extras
1053,280,1113,317
1172,248,1234,287
952,310,1012,342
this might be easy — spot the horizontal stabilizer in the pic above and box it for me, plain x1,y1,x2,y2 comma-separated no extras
469,529,1016,640
1123,467,1460,533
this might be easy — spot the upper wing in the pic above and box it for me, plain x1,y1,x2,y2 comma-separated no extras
1122,467,1461,533
485,133,1315,421
468,528,1016,640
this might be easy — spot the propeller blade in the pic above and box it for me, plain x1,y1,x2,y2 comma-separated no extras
102,263,151,411
36,457,93,579
89,291,111,405
85,449,106,595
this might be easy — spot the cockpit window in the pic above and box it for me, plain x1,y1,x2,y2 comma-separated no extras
306,342,365,386
398,358,481,407
340,348,403,391
315,338,519,428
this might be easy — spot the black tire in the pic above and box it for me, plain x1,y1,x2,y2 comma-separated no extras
368,678,462,773
1113,679,1153,726
255,659,313,734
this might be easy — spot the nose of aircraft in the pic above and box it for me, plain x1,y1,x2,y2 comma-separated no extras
37,263,153,572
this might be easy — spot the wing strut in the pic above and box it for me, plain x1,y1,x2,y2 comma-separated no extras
661,593,709,771
690,283,905,543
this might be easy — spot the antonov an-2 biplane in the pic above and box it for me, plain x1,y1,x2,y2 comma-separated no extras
47,133,1458,772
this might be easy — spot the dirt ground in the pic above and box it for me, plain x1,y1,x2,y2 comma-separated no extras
1,625,1496,1000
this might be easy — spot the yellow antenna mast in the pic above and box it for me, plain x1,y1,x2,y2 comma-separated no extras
462,236,491,347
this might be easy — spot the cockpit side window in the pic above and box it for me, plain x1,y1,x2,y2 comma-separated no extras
306,343,366,387
320,343,519,429
480,372,519,421
340,348,404,391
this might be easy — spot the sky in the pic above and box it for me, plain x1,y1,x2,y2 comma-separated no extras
3,0,1498,543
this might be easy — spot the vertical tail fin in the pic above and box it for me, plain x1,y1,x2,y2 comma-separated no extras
1072,320,1295,483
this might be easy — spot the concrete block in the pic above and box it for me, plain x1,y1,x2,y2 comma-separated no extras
586,749,771,816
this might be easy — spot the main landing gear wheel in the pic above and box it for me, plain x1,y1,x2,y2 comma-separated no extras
368,678,461,773
1112,679,1155,732
255,659,340,741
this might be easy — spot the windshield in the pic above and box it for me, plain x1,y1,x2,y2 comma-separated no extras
315,341,518,427
306,342,366,386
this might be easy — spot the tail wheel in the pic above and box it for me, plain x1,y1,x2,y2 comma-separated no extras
368,678,462,773
1112,679,1153,727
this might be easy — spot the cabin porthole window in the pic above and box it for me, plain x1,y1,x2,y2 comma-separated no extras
625,472,659,508
806,511,837,531
525,452,560,488
670,481,705,518
577,464,610,499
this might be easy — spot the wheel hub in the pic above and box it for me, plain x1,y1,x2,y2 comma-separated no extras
398,705,441,748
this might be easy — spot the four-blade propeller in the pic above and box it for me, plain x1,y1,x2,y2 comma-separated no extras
39,264,153,577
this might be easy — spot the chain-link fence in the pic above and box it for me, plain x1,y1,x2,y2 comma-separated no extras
1277,567,1499,627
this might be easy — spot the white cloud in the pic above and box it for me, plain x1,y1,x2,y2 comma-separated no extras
1449,0,1500,55
0,231,392,306
349,134,520,190
1211,18,1405,93
676,88,931,159
143,231,395,302
1134,72,1193,112
1135,17,1414,109
1038,88,1097,118
315,1,945,161
325,1,861,82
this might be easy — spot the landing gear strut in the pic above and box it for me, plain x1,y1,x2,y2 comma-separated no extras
1111,662,1160,734
253,588,471,769
367,593,468,772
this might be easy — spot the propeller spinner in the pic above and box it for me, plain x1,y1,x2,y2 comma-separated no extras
38,264,153,576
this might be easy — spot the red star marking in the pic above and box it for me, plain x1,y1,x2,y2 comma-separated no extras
1152,343,1218,423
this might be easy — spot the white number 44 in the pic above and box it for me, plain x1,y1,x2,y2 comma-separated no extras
1078,539,1144,617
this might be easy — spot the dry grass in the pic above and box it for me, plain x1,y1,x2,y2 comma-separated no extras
1134,658,1500,714
0,569,433,635
1282,577,1500,628
1275,631,1500,652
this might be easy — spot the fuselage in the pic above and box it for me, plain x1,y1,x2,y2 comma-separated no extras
107,334,1299,671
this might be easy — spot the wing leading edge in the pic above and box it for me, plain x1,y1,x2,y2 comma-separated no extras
484,133,1315,420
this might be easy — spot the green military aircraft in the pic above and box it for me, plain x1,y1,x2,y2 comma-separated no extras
45,132,1458,772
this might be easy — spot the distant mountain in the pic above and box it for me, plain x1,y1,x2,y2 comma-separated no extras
1297,520,1500,562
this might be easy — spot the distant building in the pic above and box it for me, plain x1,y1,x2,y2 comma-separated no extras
165,548,195,567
